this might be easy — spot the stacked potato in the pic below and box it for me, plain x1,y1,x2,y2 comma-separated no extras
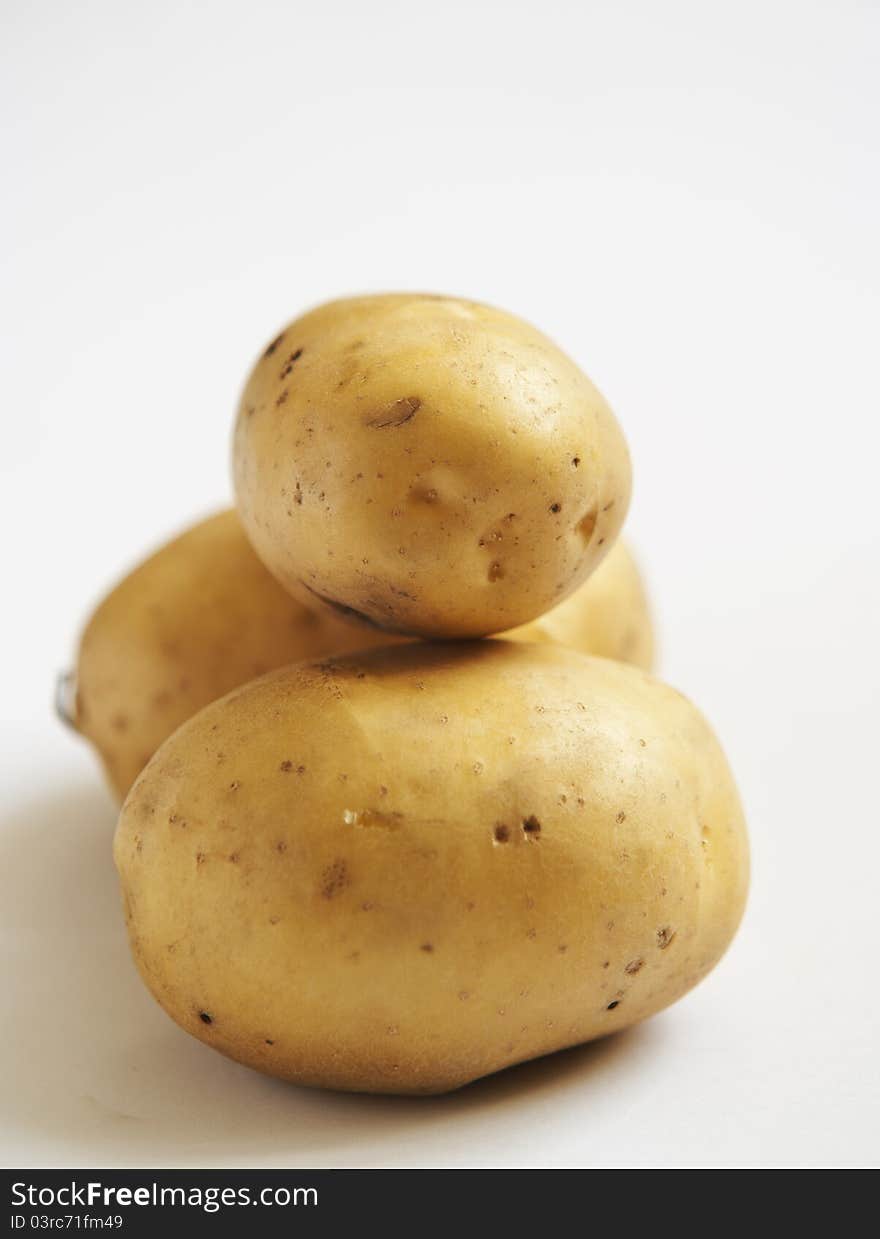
68,295,748,1094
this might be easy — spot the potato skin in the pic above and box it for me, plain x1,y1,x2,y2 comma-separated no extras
72,510,397,800
233,294,632,638
72,510,653,800
115,643,748,1095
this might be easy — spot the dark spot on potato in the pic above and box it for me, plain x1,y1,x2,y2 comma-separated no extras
263,332,285,358
558,944,568,953
572,457,581,467
297,581,395,631
606,1001,620,1010
420,943,434,953
275,389,289,407
494,824,510,843
366,396,421,429
625,958,644,975
656,926,676,949
199,1011,213,1024
111,713,128,733
320,858,349,899
616,811,626,823
602,499,615,512
276,841,287,853
603,960,610,968
488,561,504,582
522,815,541,838
265,1039,274,1046
229,780,240,791
229,852,239,864
195,852,205,867
280,760,293,772
550,502,561,513
280,347,303,378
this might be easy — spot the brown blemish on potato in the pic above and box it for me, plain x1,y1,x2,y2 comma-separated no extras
656,926,676,949
320,859,349,899
616,811,626,823
606,1000,620,1010
195,851,205,867
420,943,434,953
280,348,303,379
571,456,581,467
488,561,504,582
263,332,285,358
199,1010,213,1024
625,958,644,975
228,780,241,792
276,841,287,853
577,507,598,543
366,396,421,429
111,713,128,733
275,389,289,408
265,1039,274,1046
297,581,396,632
602,499,615,512
522,815,541,838
550,502,561,513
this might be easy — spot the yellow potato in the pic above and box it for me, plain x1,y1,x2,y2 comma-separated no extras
115,642,748,1095
68,511,654,800
69,510,397,800
233,294,632,638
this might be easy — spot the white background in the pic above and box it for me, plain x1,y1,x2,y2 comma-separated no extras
2,0,878,1169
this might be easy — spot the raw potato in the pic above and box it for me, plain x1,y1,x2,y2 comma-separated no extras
115,642,748,1095
70,510,654,800
233,294,632,638
71,510,397,800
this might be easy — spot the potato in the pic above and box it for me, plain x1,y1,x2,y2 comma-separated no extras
233,294,632,638
69,510,397,800
115,642,748,1095
68,510,654,800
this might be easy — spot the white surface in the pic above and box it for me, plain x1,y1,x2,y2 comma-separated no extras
2,0,879,1169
